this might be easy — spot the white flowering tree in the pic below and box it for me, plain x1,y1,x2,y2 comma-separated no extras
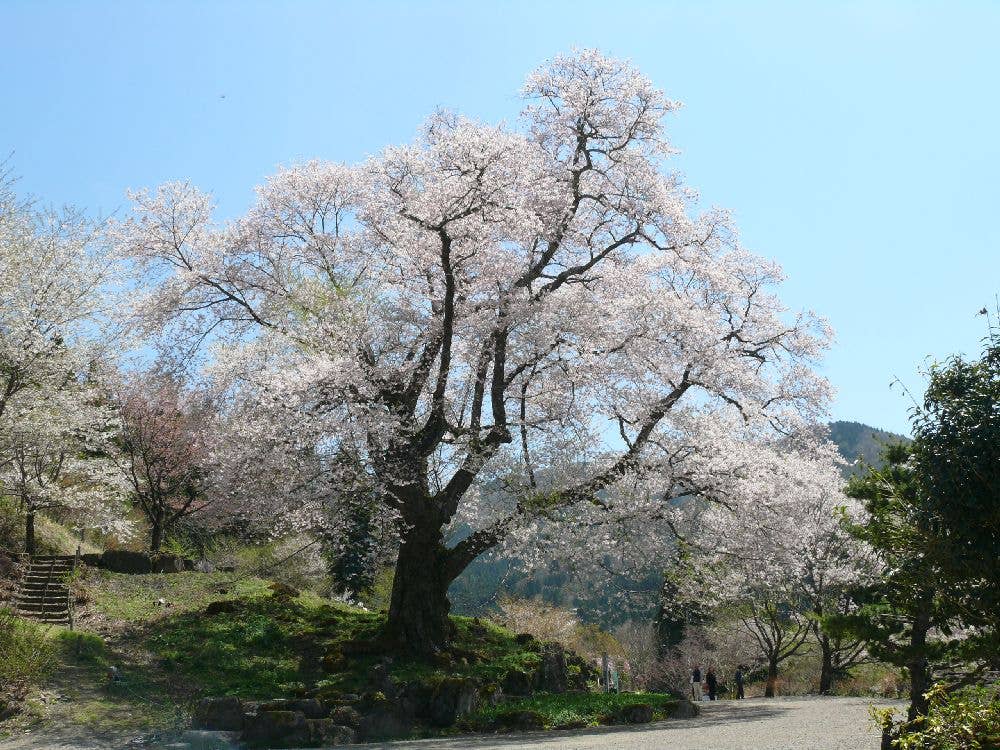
0,177,129,552
114,51,831,655
685,437,871,695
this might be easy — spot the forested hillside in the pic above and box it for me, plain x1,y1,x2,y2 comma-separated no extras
828,420,909,475
452,420,910,622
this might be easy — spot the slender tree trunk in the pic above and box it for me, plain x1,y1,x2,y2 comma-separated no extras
764,656,779,697
819,634,835,694
150,515,163,553
907,607,932,721
384,505,455,655
25,509,36,556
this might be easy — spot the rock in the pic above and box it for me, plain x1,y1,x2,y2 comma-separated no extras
357,698,414,741
307,719,355,745
501,669,534,696
258,698,327,719
204,600,238,616
491,709,545,731
427,677,480,727
535,643,568,693
671,699,699,719
481,682,505,706
151,554,186,573
242,709,309,747
327,705,362,727
618,703,654,724
192,696,244,732
193,559,216,573
101,550,152,574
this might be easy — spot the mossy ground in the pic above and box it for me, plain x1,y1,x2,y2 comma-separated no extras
6,570,678,741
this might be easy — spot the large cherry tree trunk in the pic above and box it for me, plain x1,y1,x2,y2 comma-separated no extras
383,502,456,654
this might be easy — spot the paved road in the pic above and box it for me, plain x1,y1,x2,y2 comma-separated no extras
0,696,901,750
372,697,902,750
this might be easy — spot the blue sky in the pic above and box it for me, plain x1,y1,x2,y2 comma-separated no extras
3,1,998,435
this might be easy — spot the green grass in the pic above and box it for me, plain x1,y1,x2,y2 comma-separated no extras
138,590,547,701
86,570,273,622
461,692,679,731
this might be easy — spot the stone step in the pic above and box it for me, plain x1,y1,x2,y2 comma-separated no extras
16,591,69,601
16,603,70,614
16,592,69,603
19,581,70,591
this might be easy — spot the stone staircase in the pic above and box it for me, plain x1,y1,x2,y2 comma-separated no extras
14,554,75,626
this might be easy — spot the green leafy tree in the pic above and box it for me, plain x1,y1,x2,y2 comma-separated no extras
835,444,945,720
910,332,1000,655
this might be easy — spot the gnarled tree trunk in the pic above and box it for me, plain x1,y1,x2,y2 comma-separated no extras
384,503,455,655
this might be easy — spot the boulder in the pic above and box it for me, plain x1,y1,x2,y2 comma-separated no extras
427,677,480,727
192,696,244,732
307,719,355,745
242,709,309,747
501,669,533,697
535,643,568,693
491,709,545,731
618,703,654,724
101,550,152,574
671,699,699,719
258,698,327,719
327,705,362,727
356,698,414,741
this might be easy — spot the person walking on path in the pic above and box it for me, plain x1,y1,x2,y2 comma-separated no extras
735,666,745,699
691,665,703,701
707,667,718,700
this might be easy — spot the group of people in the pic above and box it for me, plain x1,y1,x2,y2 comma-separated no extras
690,664,746,701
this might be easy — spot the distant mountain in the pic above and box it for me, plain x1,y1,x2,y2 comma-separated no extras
828,420,910,476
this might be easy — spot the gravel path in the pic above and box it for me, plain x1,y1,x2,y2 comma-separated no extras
372,696,903,750
0,696,902,749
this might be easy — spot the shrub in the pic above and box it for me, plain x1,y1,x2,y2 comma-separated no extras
888,684,1000,750
0,609,57,715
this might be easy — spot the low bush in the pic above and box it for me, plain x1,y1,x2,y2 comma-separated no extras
879,684,1000,750
461,691,678,731
0,609,57,718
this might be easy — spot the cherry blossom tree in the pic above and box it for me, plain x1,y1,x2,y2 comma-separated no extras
113,50,831,655
0,175,129,552
110,369,214,552
682,435,871,696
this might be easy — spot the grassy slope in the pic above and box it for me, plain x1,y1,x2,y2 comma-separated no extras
67,571,675,734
